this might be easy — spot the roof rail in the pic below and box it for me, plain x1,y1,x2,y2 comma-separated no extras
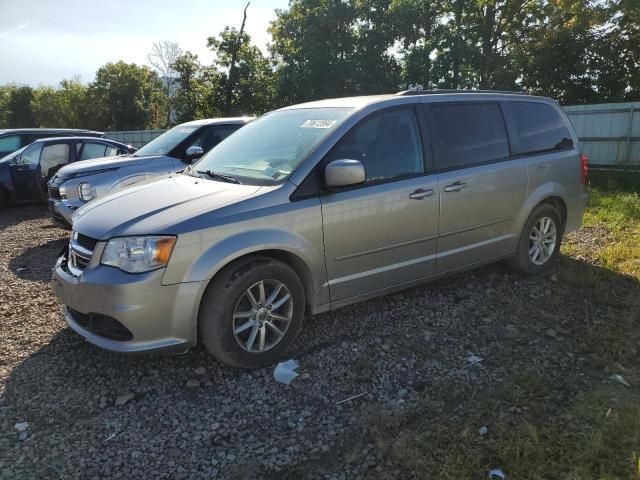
396,89,531,96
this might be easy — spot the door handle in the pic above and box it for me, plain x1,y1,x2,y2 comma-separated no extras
409,188,435,200
443,181,467,192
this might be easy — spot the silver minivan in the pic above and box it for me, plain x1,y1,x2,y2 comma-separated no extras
51,91,587,368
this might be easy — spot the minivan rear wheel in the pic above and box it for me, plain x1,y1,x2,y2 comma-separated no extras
199,257,305,369
508,204,562,274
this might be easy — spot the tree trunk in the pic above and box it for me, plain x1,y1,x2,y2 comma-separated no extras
224,2,250,115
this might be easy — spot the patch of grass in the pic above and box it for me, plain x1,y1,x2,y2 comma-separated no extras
368,377,640,480
563,187,640,278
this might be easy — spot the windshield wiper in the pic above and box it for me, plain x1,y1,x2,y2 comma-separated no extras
197,170,241,184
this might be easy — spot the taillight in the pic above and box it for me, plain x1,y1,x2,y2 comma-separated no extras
580,153,588,185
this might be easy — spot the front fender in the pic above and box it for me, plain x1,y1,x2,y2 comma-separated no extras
162,228,327,304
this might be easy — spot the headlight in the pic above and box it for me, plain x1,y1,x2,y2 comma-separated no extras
101,236,177,273
78,182,96,202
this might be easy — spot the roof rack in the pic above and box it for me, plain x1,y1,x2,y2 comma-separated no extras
396,89,530,96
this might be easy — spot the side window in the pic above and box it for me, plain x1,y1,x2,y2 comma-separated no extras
327,108,424,183
79,142,108,160
40,144,70,176
204,126,240,152
17,143,43,166
0,135,21,153
105,146,119,157
430,103,509,170
510,102,573,155
185,125,239,154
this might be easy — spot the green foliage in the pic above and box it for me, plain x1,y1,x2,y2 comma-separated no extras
1,0,639,130
87,61,167,131
1,86,37,127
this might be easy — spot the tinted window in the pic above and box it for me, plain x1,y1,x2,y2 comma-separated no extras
430,103,509,169
105,146,119,157
40,144,70,176
511,102,573,154
328,108,424,182
0,135,21,153
80,142,107,160
17,143,43,166
187,125,240,153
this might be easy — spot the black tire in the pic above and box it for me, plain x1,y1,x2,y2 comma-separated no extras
199,257,306,369
508,203,563,274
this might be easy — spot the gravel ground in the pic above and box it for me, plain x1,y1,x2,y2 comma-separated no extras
0,205,627,479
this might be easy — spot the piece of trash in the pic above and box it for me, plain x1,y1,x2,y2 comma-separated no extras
488,468,506,479
274,359,299,385
16,267,27,273
466,355,483,364
14,422,29,432
611,374,631,388
335,392,366,405
114,392,135,406
104,433,118,442
478,426,489,436
443,356,484,380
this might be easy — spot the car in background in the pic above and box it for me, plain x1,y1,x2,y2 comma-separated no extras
0,128,104,157
47,117,252,227
0,137,135,207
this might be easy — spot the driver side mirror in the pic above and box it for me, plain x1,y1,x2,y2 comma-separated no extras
185,146,204,162
324,159,366,188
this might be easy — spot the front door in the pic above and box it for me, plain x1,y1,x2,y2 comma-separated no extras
320,107,439,302
426,102,527,272
10,143,43,201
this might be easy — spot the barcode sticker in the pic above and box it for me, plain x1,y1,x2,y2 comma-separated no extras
301,120,337,129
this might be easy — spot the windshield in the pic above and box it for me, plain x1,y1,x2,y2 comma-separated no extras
0,146,26,164
191,108,353,184
135,124,199,156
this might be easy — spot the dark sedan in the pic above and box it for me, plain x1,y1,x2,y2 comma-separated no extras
0,128,104,157
0,137,135,206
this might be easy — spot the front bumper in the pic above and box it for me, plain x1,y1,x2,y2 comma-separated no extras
51,251,205,354
48,200,74,228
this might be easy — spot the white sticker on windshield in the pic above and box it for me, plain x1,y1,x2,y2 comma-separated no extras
301,119,337,129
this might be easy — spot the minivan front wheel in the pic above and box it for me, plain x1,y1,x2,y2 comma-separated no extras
509,204,562,274
199,257,305,369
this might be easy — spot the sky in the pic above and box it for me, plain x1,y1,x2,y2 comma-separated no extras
0,0,289,86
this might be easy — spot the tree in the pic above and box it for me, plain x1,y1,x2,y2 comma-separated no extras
172,52,209,122
3,86,36,127
269,0,359,104
147,41,183,126
208,26,275,115
87,61,167,130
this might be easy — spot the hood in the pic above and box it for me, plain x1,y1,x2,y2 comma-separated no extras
72,174,263,240
57,154,166,177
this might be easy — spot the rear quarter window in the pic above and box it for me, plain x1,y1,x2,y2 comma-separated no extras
510,102,573,155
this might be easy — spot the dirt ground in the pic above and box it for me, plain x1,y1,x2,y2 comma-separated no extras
1,201,638,479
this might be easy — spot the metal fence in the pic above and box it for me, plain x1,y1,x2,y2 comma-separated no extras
106,101,640,169
105,129,166,148
565,102,639,169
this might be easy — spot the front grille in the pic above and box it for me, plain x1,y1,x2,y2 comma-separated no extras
67,308,133,341
75,233,98,251
68,231,98,276
48,185,61,200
